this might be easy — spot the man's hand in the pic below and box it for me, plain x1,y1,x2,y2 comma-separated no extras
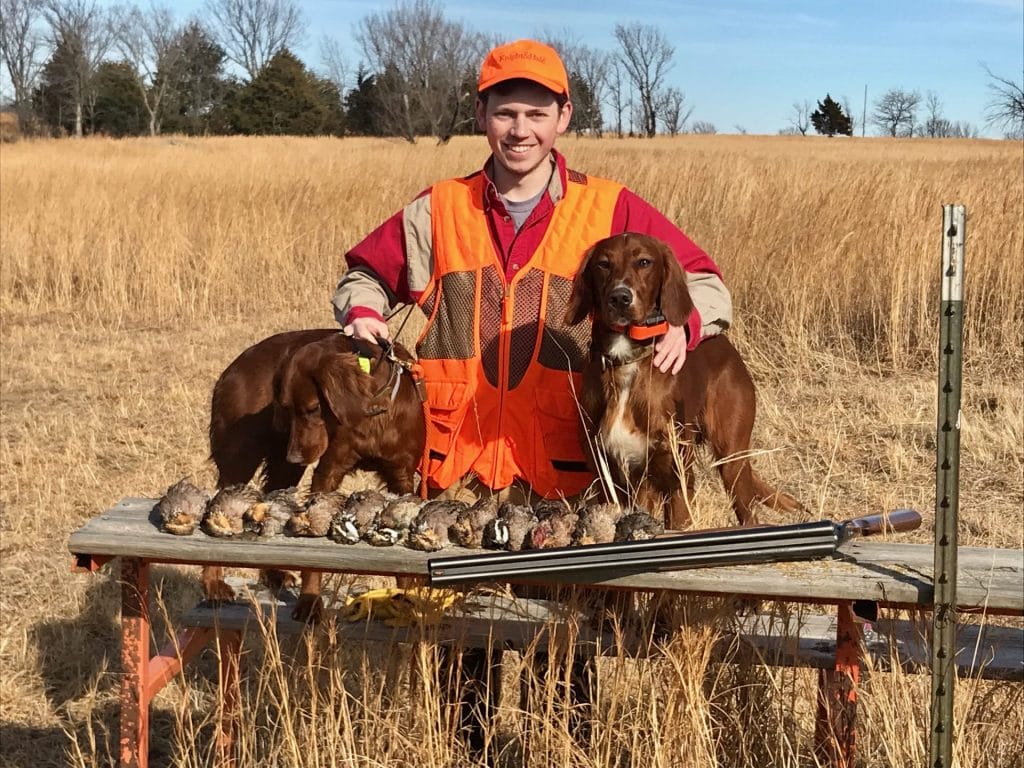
653,323,688,375
343,316,390,343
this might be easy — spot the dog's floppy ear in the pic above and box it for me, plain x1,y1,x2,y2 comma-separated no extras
316,343,375,424
565,243,597,326
658,241,695,328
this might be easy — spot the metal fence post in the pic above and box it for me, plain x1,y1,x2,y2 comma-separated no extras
930,204,965,768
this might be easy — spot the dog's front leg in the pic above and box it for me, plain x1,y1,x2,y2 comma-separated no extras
293,570,323,623
665,489,693,531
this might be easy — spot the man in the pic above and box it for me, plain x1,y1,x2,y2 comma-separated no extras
333,39,732,505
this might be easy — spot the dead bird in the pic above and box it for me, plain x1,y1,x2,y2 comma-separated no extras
483,502,539,551
406,499,466,552
156,478,210,535
366,494,424,546
528,502,580,549
449,495,501,549
203,484,263,538
614,510,665,542
329,489,390,544
288,491,347,538
244,487,301,538
572,502,627,546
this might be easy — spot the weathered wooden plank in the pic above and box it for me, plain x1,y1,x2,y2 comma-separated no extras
180,580,1022,682
182,580,619,652
68,500,1024,613
730,613,1023,682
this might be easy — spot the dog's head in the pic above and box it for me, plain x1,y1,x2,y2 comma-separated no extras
274,335,376,465
565,233,694,330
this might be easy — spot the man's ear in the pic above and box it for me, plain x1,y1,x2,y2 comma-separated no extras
475,95,487,132
564,244,596,326
658,241,695,327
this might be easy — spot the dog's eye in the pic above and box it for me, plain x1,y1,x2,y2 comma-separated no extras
636,258,653,268
595,259,611,271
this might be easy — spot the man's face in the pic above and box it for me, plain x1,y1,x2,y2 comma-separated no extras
476,83,572,185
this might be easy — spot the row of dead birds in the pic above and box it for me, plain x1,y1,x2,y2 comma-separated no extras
156,479,666,551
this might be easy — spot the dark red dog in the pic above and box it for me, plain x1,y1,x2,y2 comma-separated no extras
565,233,803,530
207,330,426,620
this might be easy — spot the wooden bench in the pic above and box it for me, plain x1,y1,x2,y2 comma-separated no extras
69,498,1024,768
186,576,1024,682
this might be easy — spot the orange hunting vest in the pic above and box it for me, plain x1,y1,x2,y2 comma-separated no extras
417,171,623,497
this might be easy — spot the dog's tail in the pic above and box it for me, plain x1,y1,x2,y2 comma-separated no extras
750,473,805,513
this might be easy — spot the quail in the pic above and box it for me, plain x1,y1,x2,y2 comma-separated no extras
156,478,210,535
366,493,424,546
244,487,300,537
406,499,466,552
528,500,580,549
614,509,665,542
449,495,501,549
483,502,538,551
572,502,626,546
203,484,262,538
288,491,346,537
329,489,389,544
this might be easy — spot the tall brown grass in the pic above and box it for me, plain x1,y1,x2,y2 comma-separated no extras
1,134,1021,767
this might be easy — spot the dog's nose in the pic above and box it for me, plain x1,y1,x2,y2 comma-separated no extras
608,286,633,309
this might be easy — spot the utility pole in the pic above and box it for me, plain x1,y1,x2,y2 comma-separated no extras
862,84,868,137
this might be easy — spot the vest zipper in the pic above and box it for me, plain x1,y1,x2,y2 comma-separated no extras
492,282,512,488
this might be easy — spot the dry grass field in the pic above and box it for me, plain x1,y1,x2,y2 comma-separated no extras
1,134,1021,767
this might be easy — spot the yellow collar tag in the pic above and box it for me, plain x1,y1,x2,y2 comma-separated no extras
358,356,371,374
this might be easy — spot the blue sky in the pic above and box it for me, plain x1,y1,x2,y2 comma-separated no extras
294,0,1024,135
16,0,1024,136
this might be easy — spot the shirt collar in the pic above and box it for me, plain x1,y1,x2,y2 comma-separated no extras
481,150,567,211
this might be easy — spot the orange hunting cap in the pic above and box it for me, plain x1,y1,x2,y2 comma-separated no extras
478,39,570,98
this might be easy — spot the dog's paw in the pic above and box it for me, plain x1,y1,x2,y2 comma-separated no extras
202,578,236,602
292,594,324,624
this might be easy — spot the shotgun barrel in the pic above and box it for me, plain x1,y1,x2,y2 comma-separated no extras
426,508,922,587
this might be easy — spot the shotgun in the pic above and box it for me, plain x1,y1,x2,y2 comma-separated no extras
426,509,922,587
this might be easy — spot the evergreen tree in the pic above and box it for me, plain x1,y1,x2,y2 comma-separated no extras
811,94,852,136
91,60,148,136
33,35,80,135
344,67,382,136
568,71,602,136
230,48,343,136
159,21,233,136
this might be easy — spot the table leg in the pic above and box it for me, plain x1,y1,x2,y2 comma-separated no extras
215,630,243,768
119,558,150,768
815,601,862,768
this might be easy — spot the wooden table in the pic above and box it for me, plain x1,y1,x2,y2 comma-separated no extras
69,498,1024,768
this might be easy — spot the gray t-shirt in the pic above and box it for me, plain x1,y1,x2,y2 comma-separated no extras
502,188,545,232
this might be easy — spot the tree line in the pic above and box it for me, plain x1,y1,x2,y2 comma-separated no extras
2,0,1022,141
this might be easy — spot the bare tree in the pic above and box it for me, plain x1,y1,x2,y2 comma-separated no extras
204,0,303,81
1,0,47,130
41,0,114,137
789,99,810,135
356,0,484,144
921,90,950,138
982,63,1024,139
657,86,692,136
318,33,348,95
613,22,674,138
690,120,716,134
841,95,857,137
109,3,187,136
871,87,920,137
606,57,627,137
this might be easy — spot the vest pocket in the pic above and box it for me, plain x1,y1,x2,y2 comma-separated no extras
534,388,588,468
424,380,470,465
